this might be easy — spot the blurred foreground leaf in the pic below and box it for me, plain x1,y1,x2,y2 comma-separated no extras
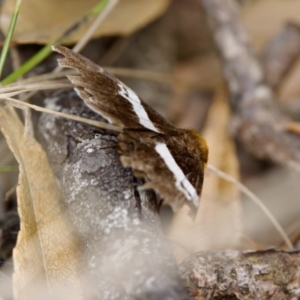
0,103,82,300
1,0,171,45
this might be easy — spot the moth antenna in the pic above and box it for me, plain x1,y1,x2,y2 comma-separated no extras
206,164,293,249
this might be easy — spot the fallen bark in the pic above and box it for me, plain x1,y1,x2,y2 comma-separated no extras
180,249,300,300
38,90,191,300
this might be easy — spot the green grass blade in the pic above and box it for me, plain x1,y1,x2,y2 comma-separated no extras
0,165,19,173
0,0,23,80
1,0,111,85
2,44,52,85
91,0,110,14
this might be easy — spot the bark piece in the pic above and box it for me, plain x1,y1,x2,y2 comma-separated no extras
38,90,191,300
180,249,300,300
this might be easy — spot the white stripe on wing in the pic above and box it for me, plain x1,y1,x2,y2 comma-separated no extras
118,83,160,133
155,142,199,207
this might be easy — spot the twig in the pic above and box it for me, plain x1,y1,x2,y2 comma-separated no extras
1,97,122,132
202,0,300,171
207,164,293,249
2,67,209,92
0,82,71,96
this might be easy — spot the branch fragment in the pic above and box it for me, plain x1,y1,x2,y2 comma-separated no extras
38,90,191,300
202,0,300,171
180,249,300,299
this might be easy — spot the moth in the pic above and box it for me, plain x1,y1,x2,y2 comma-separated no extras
53,46,208,212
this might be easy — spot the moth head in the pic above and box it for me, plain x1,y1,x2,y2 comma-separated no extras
189,129,209,167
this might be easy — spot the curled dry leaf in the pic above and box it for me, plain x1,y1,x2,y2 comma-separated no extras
0,103,82,300
169,87,242,262
0,0,171,45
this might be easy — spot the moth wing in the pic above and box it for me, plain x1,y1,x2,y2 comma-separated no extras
119,131,204,212
53,46,175,134
53,46,208,213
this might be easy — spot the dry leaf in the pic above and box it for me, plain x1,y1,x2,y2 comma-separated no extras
0,103,82,300
0,0,171,45
241,0,300,51
169,88,242,262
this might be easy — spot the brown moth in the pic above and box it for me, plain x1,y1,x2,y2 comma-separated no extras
53,46,208,212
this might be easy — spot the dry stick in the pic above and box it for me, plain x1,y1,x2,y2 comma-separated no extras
1,96,122,132
2,69,171,90
0,82,71,96
3,68,205,91
207,164,293,249
1,71,73,87
202,0,300,170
